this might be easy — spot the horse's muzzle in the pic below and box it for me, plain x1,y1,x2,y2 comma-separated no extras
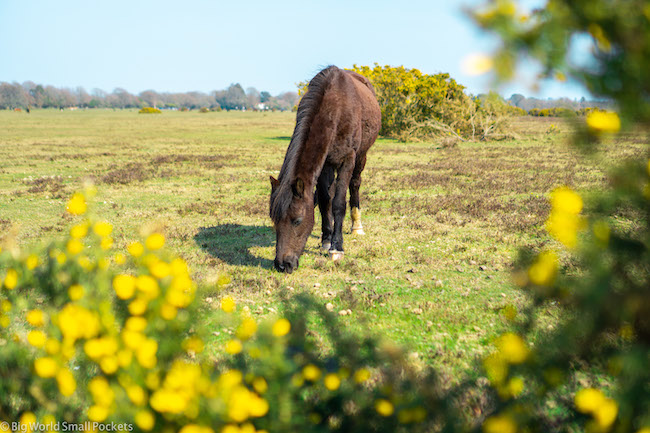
274,256,298,273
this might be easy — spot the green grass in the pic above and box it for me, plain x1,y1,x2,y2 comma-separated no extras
0,109,644,382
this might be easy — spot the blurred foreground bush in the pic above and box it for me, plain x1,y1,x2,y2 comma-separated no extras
471,0,650,432
1,189,463,433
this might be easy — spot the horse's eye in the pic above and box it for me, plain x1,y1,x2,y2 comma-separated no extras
292,217,303,227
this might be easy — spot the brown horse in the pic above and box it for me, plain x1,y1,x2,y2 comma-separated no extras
269,66,381,273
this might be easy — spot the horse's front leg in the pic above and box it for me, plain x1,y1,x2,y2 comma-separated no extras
317,164,335,251
330,153,355,255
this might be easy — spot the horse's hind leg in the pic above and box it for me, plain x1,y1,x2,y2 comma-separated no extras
317,164,335,251
349,153,367,235
330,152,356,254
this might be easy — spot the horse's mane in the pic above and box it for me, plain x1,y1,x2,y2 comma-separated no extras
270,65,339,223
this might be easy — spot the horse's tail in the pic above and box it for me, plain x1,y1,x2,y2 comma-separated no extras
270,66,339,223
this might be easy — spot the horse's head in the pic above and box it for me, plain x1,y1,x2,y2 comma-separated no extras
270,176,314,273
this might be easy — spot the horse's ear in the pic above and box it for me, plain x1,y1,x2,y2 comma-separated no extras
292,178,304,198
270,176,280,192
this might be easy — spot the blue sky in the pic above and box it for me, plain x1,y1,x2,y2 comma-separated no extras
0,0,591,99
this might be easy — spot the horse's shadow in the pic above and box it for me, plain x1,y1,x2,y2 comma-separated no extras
194,224,275,269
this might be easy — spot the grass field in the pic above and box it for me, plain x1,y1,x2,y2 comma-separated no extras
0,109,644,382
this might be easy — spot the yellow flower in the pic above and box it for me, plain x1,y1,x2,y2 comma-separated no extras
302,364,321,381
551,186,583,214
113,252,126,265
68,284,84,300
87,405,109,422
70,223,89,239
66,192,87,215
594,398,618,429
28,330,47,348
150,389,187,414
324,373,341,391
461,53,494,76
100,237,113,250
3,268,18,289
127,385,147,406
483,414,517,433
375,399,394,417
66,239,84,255
160,303,177,320
528,250,558,286
135,338,158,369
26,254,39,270
56,368,77,396
575,388,606,413
128,298,148,316
237,317,257,340
1,300,10,312
88,376,114,406
145,233,165,250
34,357,59,378
353,368,371,383
93,221,113,237
128,241,144,257
136,275,160,299
26,309,46,327
221,296,236,313
252,377,268,394
45,338,60,355
135,410,155,431
117,349,132,367
100,356,119,374
57,304,100,341
112,274,136,299
272,318,291,337
19,413,36,433
84,337,118,360
225,339,243,355
125,316,147,332
507,376,524,397
496,333,529,364
586,110,620,135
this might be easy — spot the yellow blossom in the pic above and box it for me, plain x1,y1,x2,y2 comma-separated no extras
302,364,321,381
26,254,39,270
375,399,394,417
150,261,171,279
100,356,119,374
324,373,341,391
528,250,558,286
28,330,47,348
496,333,529,364
19,413,37,433
87,405,109,422
507,376,524,397
45,338,60,355
26,309,46,327
66,192,87,215
135,410,155,431
135,338,158,368
551,186,583,214
117,349,132,367
128,297,148,315
125,316,148,332
225,339,243,355
575,388,606,413
84,336,118,360
272,318,291,337
34,357,59,378
237,318,257,340
57,304,100,341
68,284,84,300
136,275,159,299
100,237,113,250
150,389,187,414
221,296,236,313
128,241,144,258
1,300,10,312
461,53,494,76
66,239,84,255
353,368,371,383
56,368,77,396
483,414,517,433
252,377,268,394
70,223,88,239
483,353,508,384
160,303,177,320
113,252,126,265
3,268,18,289
93,221,113,237
586,110,620,135
88,376,115,407
594,398,618,429
127,385,147,406
145,233,165,250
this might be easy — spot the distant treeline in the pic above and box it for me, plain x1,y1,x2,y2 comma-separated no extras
0,81,299,111
507,93,613,112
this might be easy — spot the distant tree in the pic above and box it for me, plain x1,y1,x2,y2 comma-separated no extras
75,87,91,107
260,91,271,103
217,83,247,110
139,90,160,108
0,82,28,109
246,87,261,108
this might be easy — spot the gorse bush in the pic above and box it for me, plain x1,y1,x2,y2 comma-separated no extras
349,64,517,142
139,107,161,114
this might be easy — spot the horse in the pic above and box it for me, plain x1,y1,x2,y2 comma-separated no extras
269,66,381,273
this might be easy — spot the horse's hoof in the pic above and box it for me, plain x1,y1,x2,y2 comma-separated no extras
321,242,331,251
329,250,344,261
351,228,365,235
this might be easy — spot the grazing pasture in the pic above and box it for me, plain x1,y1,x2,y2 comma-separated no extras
0,109,643,381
